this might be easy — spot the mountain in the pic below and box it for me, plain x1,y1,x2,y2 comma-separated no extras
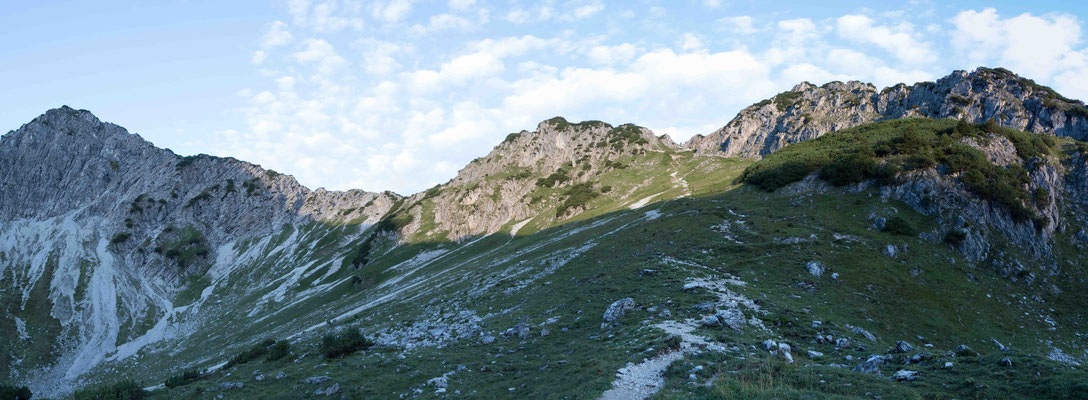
3,69,1088,399
686,67,1088,157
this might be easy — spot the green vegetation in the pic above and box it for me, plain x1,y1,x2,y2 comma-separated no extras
175,155,199,169
110,232,131,245
184,190,212,208
741,118,1057,225
73,380,145,400
607,124,649,150
883,215,917,236
266,340,291,361
223,339,277,370
555,182,600,217
265,169,281,179
503,132,522,144
164,369,203,389
0,384,31,400
319,328,374,359
153,225,208,269
774,90,803,111
242,178,261,196
535,162,573,188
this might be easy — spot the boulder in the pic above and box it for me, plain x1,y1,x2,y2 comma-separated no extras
301,376,332,385
805,261,826,278
892,370,919,381
893,341,914,353
852,355,888,375
602,298,636,323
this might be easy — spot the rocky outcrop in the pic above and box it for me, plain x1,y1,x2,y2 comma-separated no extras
686,67,1088,157
392,117,677,241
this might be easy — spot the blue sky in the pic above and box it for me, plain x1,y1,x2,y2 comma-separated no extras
2,1,1087,195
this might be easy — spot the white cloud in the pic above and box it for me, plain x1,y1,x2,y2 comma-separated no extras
720,16,757,35
585,43,641,65
835,14,935,64
569,1,604,20
951,8,1085,82
448,0,475,10
371,0,415,23
505,9,529,23
261,21,294,48
289,39,347,75
681,33,705,51
703,0,722,8
251,50,267,65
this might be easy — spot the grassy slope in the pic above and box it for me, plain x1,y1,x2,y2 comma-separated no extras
73,120,1088,399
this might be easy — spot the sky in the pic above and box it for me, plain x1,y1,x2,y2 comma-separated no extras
2,1,1087,195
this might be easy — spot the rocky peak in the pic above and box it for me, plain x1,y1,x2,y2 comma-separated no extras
386,117,676,241
686,67,1088,157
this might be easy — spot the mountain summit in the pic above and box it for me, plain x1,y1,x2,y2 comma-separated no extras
3,69,1088,399
686,67,1088,157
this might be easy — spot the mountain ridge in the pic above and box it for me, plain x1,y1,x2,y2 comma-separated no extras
3,68,1088,398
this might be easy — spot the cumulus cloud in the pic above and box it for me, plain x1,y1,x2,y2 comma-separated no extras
951,8,1086,86
720,16,757,35
261,21,294,48
221,4,1087,195
835,14,935,64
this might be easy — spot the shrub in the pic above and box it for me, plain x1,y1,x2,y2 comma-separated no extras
223,339,276,370
73,380,146,400
1033,188,1050,205
773,90,802,111
0,384,31,400
818,153,877,186
164,369,203,388
555,183,600,217
944,230,967,247
320,328,374,358
535,163,573,188
110,232,131,245
266,340,291,361
883,216,917,236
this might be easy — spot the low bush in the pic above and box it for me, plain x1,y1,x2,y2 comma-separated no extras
267,340,291,361
164,369,203,389
883,216,917,236
320,328,374,359
223,339,276,370
73,380,145,400
0,384,31,400
555,183,600,217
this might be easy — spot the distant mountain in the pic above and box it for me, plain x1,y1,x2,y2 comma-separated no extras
686,67,1088,157
3,69,1088,399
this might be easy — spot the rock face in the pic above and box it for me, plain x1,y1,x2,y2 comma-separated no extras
388,117,677,241
686,67,1088,157
0,107,396,393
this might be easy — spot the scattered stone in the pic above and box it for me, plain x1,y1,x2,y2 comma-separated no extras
480,335,496,344
944,362,954,369
716,308,747,331
847,325,877,341
682,282,704,291
853,355,888,375
872,217,887,230
811,320,822,328
693,302,715,312
218,382,244,390
602,298,636,323
954,345,978,357
807,350,824,359
503,322,531,338
893,341,914,353
315,383,339,396
275,371,286,380
300,376,332,384
835,338,851,348
778,343,794,364
830,272,840,280
999,357,1014,367
540,328,550,337
992,338,1010,352
428,376,449,388
805,261,826,278
762,339,778,351
639,269,660,276
658,309,671,318
883,245,897,258
892,370,919,382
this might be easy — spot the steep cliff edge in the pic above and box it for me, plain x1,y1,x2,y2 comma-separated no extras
686,67,1088,157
